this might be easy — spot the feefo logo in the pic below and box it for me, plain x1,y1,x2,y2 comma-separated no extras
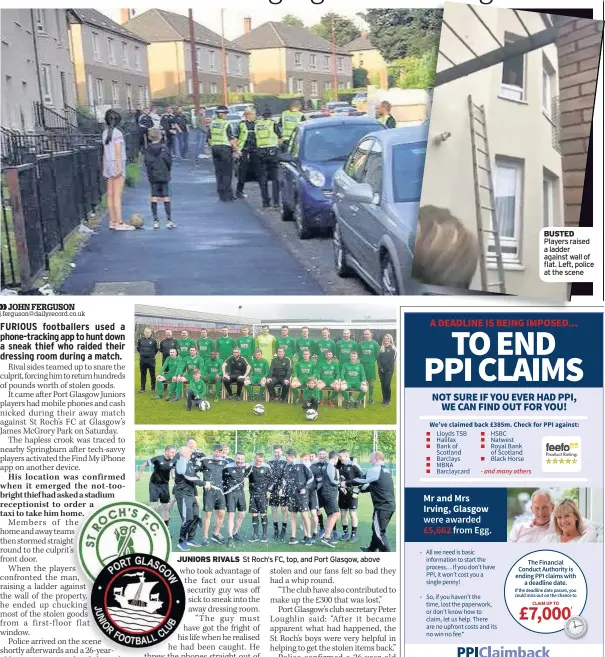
457,648,551,657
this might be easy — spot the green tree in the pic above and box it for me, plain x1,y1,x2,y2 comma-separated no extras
352,66,369,87
389,49,437,89
312,13,361,47
282,15,304,28
359,9,442,61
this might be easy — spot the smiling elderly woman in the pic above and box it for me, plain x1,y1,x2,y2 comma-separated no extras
540,498,596,543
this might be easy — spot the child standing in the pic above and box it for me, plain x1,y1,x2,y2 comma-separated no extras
144,128,175,229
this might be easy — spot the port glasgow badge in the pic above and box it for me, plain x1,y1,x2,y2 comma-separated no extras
91,553,185,648
78,502,171,580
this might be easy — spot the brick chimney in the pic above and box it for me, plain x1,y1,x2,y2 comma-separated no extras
120,9,132,24
244,17,252,34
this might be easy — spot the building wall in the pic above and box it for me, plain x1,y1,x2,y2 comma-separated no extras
284,48,353,98
351,48,387,82
183,42,250,94
420,5,566,301
1,9,76,132
147,41,184,98
555,16,602,227
73,22,149,110
248,48,287,94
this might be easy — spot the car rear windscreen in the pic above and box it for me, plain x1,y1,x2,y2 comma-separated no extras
392,141,427,203
303,124,382,163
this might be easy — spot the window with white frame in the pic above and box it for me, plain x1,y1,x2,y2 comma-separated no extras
198,81,204,94
236,56,242,75
237,85,243,92
144,86,149,105
107,38,115,65
122,42,129,67
134,46,141,71
500,33,525,101
94,78,104,104
87,75,94,105
41,64,52,104
196,47,202,69
138,86,144,105
337,57,343,72
310,53,317,69
288,77,294,93
296,79,303,93
542,54,556,119
55,10,63,44
209,51,217,71
543,169,559,228
323,55,330,69
210,82,218,94
311,80,318,96
294,52,302,69
111,80,119,105
187,77,193,95
35,9,45,33
92,32,101,61
491,157,524,262
125,83,132,108
325,81,331,92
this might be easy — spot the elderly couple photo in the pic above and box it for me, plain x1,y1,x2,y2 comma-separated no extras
508,488,603,544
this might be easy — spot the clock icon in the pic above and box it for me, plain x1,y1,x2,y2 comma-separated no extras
564,616,587,639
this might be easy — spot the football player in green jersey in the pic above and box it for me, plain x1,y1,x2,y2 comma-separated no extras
203,351,224,402
244,349,270,400
186,368,208,411
237,326,255,361
154,348,182,400
358,328,380,403
340,351,368,409
196,328,215,360
291,349,317,403
316,350,340,407
301,376,321,412
216,326,237,361
256,324,276,363
335,329,358,363
275,325,297,360
177,329,196,358
296,326,316,360
316,327,337,366
176,346,205,399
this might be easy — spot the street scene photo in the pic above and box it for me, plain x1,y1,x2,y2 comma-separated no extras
135,429,397,552
134,301,397,425
1,7,440,295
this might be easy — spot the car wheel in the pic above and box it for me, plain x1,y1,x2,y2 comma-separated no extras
380,254,400,295
281,190,294,222
333,223,353,277
294,199,313,240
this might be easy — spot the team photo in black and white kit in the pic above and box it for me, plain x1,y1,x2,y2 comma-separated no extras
135,431,397,553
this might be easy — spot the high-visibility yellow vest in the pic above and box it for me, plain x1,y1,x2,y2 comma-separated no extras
255,119,278,149
378,114,393,125
237,122,249,150
281,110,303,140
210,118,230,146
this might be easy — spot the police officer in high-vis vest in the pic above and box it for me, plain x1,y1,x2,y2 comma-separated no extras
378,101,397,129
208,105,238,201
235,108,258,199
278,100,305,150
255,108,282,209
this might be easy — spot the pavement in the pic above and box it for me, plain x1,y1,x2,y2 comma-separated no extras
60,153,323,296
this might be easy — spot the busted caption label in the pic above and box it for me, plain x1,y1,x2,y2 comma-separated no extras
540,228,595,282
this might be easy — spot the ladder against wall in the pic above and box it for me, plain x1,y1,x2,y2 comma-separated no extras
467,95,506,294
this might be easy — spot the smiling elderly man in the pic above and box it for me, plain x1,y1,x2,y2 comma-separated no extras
509,489,555,542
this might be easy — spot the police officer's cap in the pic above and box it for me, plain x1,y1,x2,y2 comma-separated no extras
216,105,229,113
262,107,272,118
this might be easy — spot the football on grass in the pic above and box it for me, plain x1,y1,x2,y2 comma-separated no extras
200,400,211,411
305,409,319,421
253,404,265,416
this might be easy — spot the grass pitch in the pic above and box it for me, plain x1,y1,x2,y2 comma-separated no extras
135,472,396,552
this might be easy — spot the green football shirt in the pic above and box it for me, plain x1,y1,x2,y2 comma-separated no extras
296,337,316,359
216,336,237,361
317,360,339,383
177,338,196,358
358,339,380,363
196,337,215,359
276,336,297,359
335,339,358,363
316,338,337,365
341,361,366,387
237,336,255,360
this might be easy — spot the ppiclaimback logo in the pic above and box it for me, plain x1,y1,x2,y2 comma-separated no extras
91,553,185,648
78,501,171,581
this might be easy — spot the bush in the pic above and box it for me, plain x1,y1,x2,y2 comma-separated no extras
125,162,141,188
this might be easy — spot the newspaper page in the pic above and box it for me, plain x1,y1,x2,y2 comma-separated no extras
0,2,603,657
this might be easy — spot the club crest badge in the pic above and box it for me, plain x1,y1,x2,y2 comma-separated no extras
78,502,171,581
91,553,185,648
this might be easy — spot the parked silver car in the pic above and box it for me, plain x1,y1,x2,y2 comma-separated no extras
332,125,428,295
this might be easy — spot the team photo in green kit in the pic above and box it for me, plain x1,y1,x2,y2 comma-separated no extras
135,430,396,553
135,315,397,425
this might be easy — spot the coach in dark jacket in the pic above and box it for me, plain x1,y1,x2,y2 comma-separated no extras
159,330,179,364
222,348,251,400
267,347,292,402
137,328,159,393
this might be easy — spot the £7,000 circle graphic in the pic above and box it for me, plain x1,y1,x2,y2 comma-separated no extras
504,550,587,634
78,502,171,581
91,553,185,648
